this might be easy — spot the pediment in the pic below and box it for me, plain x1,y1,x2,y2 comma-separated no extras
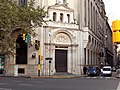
48,4,74,12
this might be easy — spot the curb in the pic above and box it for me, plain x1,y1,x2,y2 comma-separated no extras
31,75,82,79
0,75,86,79
0,76,31,78
0,75,81,79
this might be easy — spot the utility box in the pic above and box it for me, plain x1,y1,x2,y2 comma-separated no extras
14,65,18,76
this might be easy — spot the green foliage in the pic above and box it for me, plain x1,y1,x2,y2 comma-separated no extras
0,0,46,55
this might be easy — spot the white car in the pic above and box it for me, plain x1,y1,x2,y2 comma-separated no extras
102,66,112,76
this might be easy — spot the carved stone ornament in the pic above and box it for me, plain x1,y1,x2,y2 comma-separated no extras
56,36,67,43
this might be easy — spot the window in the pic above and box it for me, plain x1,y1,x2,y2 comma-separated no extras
58,0,67,4
93,7,95,32
19,0,27,6
67,14,70,23
63,0,67,4
53,12,57,21
88,0,90,28
84,0,87,26
84,48,86,65
88,49,89,65
88,35,91,43
18,68,25,74
91,51,92,64
91,2,92,30
60,13,63,22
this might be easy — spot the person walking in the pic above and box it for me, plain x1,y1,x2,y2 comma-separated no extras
83,66,87,75
100,68,103,77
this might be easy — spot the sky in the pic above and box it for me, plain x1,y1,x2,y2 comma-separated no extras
103,0,120,26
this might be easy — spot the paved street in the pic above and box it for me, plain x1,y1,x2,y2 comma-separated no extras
0,77,119,90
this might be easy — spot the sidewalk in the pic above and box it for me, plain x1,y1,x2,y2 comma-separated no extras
31,75,87,79
31,76,81,79
0,72,89,79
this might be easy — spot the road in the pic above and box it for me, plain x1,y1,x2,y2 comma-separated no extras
0,77,119,90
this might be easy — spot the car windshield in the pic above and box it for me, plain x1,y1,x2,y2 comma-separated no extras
88,67,96,70
103,68,111,71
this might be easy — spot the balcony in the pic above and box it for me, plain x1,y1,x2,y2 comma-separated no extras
44,21,79,30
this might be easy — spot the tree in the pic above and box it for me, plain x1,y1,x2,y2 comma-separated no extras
0,0,46,55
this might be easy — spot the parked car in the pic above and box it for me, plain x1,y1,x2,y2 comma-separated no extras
102,66,112,77
87,66,100,76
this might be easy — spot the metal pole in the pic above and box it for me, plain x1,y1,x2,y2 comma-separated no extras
38,55,40,76
49,31,51,76
49,60,50,76
38,46,41,76
49,60,51,76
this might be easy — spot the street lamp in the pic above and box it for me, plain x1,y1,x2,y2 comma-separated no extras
104,35,108,65
45,31,53,76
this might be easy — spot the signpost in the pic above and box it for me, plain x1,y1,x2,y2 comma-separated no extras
38,48,41,76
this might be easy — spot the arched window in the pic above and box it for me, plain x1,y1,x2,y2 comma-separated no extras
92,38,94,44
60,13,63,22
88,35,91,43
53,12,57,21
67,14,70,23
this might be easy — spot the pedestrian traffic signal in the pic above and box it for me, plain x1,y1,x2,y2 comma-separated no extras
25,34,31,43
21,34,31,43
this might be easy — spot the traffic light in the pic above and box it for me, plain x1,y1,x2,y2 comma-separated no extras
35,40,40,50
21,34,31,43
22,34,26,40
40,56,43,61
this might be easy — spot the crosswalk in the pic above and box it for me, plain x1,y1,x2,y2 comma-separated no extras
117,82,120,90
81,76,116,79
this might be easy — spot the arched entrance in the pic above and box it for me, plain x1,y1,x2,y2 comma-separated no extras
16,35,27,64
52,32,73,73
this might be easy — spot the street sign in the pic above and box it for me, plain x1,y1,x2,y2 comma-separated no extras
45,57,53,60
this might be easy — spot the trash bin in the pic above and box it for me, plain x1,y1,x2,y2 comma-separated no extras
14,65,18,76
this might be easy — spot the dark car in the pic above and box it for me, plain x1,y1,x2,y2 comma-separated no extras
87,66,100,76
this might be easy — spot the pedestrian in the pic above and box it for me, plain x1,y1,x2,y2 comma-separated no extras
83,66,87,75
100,68,103,77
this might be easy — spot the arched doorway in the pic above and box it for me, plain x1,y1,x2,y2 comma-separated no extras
52,32,72,73
16,35,27,64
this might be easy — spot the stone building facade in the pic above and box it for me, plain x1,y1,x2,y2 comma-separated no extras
104,18,114,66
3,0,113,76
